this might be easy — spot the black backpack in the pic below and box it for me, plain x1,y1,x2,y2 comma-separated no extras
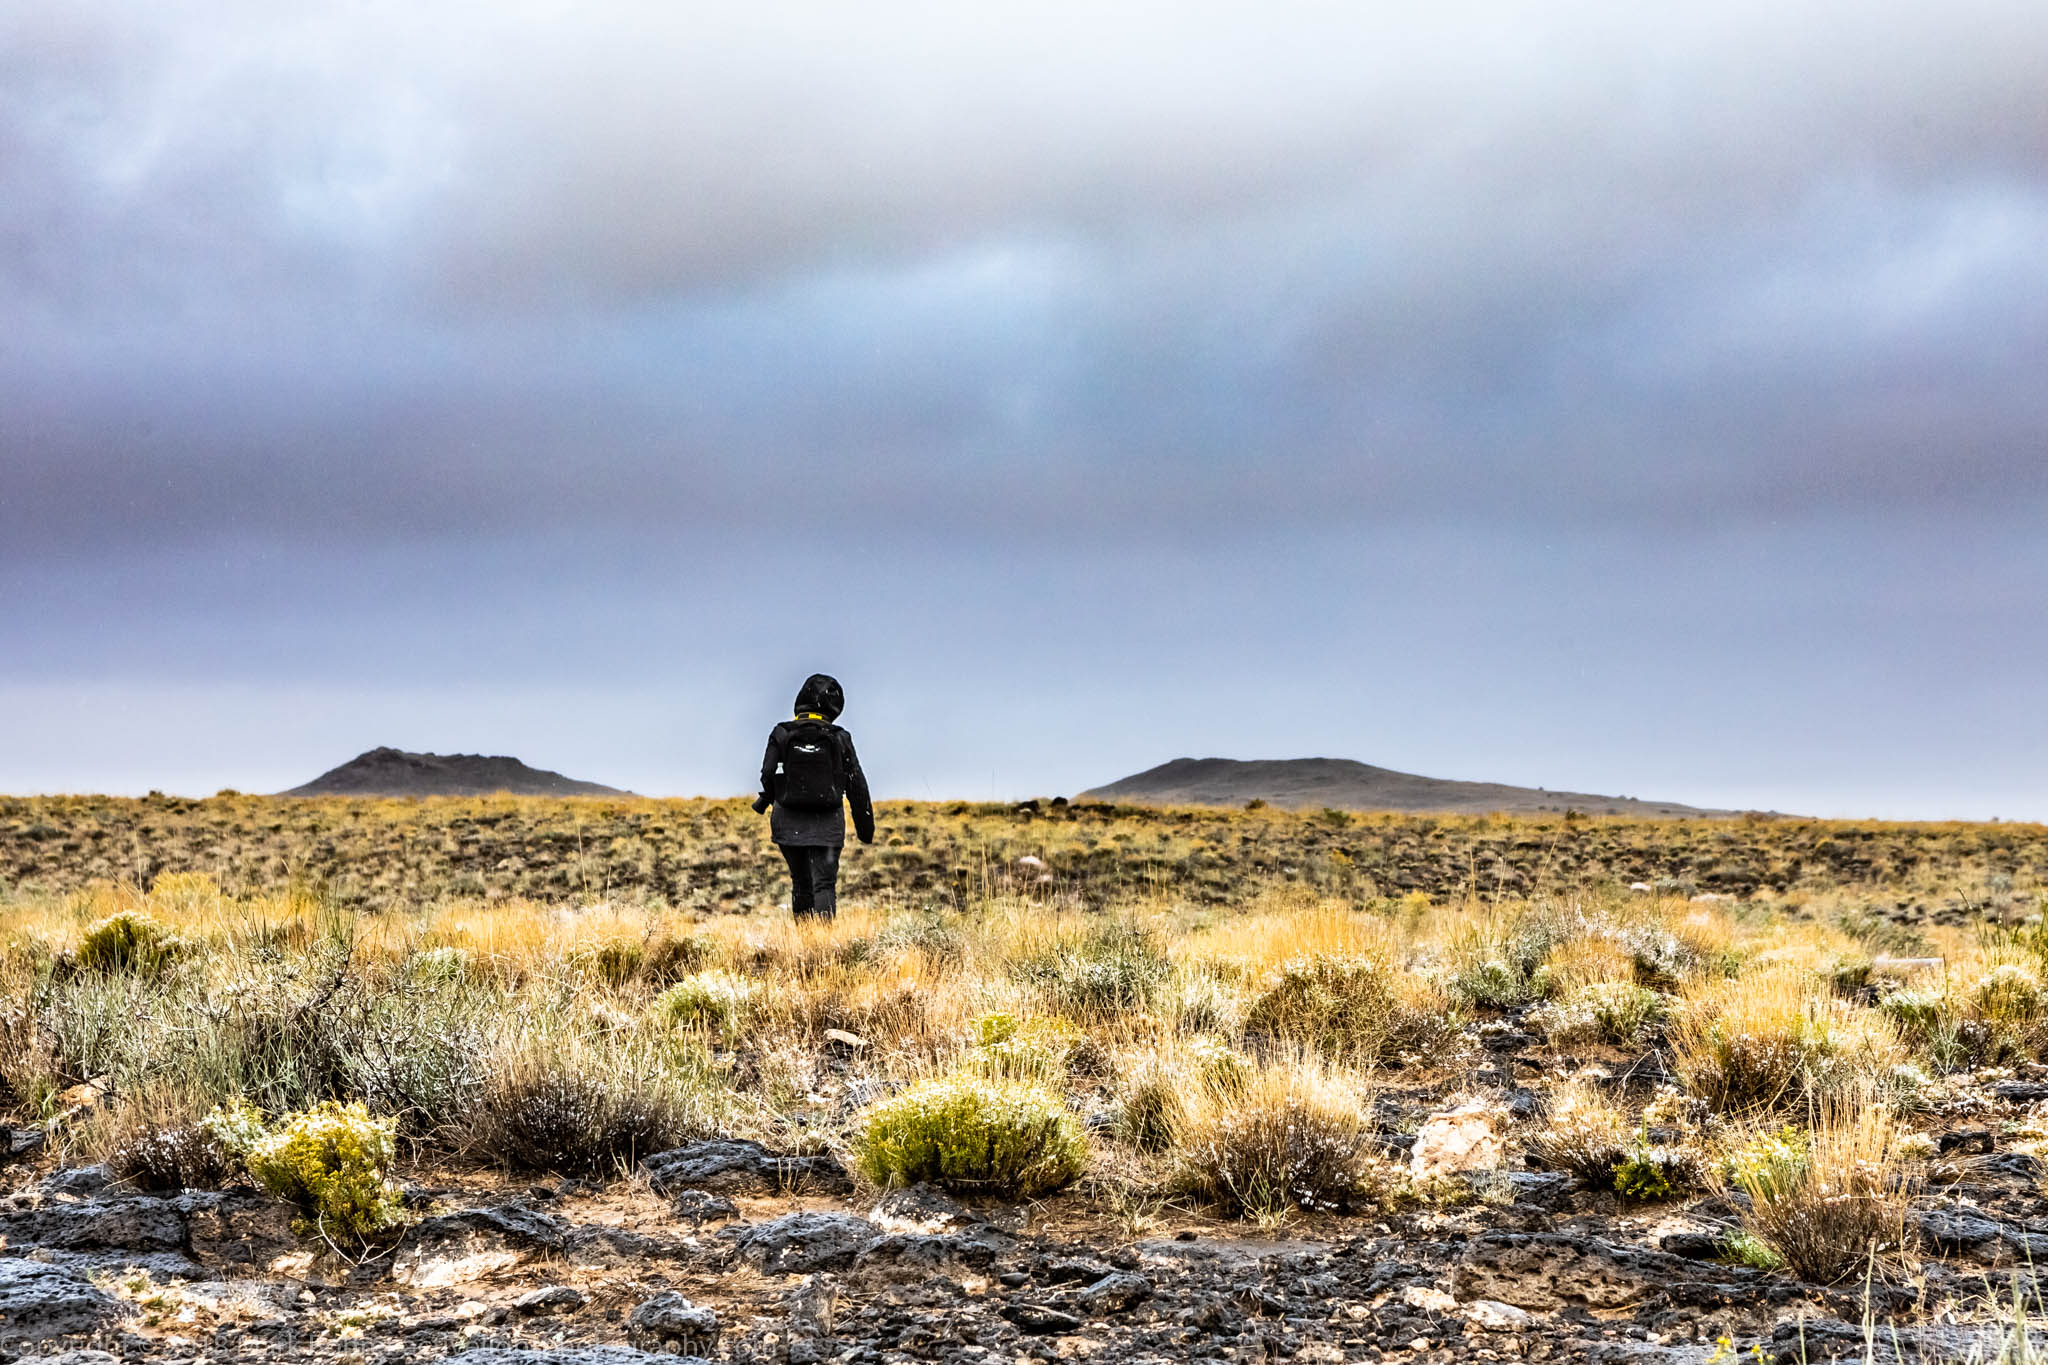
777,721,844,811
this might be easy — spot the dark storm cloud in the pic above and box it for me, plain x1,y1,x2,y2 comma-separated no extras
5,1,2048,813
4,1,2046,563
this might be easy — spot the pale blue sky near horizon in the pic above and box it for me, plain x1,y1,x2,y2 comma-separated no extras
4,2,2045,820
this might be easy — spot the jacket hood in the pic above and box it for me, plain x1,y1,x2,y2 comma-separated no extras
793,673,844,722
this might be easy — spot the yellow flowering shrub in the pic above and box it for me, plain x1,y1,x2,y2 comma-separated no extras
77,911,183,975
245,1101,404,1241
852,1076,1084,1197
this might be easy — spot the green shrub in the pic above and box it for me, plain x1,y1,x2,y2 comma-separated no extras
1970,965,2048,1025
654,971,760,1041
1721,1229,1786,1271
343,976,492,1139
246,1101,404,1242
77,912,183,975
1877,988,1947,1034
1538,983,1667,1048
852,1076,1085,1198
1449,916,1560,1009
1612,1140,1698,1202
968,1012,1082,1083
1722,1109,1918,1284
567,937,645,987
1015,923,1169,1019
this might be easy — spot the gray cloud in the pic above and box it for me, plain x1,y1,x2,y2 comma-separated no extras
4,1,2046,813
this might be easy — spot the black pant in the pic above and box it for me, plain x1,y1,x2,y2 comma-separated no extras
779,843,842,919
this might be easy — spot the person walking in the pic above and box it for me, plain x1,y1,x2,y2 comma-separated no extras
753,673,874,920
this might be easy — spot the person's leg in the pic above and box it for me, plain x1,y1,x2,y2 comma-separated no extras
780,843,816,916
807,845,842,920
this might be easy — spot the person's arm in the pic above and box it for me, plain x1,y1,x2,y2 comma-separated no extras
754,727,782,814
842,733,875,844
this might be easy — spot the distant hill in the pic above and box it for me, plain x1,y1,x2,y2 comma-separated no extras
283,747,628,798
1079,757,1735,818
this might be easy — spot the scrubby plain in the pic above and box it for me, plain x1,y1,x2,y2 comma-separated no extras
5,796,2048,1365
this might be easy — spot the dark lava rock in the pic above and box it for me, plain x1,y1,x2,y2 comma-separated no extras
0,1259,126,1345
0,1197,187,1253
855,1231,1008,1281
1994,1083,2048,1103
445,1351,707,1365
1919,1208,2009,1257
642,1139,849,1197
1044,1258,1114,1285
4,1125,45,1165
513,1285,587,1315
1917,1207,2048,1264
1000,1302,1085,1335
1453,1231,1761,1311
728,1212,879,1274
1497,1171,1577,1209
406,1203,567,1251
37,1166,115,1199
625,1291,720,1355
1078,1271,1154,1313
1974,1153,2044,1182
669,1188,738,1226
1940,1129,1995,1155
867,1183,984,1234
1657,1231,1724,1260
1765,1316,1867,1363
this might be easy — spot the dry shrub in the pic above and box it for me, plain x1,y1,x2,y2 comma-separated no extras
1535,983,1667,1049
1013,921,1169,1021
1169,1053,1389,1218
1719,1103,1920,1284
1243,953,1454,1062
1525,1081,1630,1183
1111,1037,1248,1151
101,1086,238,1193
473,1039,690,1177
1543,934,1637,994
1670,967,1900,1113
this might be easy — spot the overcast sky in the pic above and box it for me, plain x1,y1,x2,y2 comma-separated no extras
4,1,2045,818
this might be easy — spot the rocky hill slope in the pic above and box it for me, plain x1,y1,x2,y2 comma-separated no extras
283,747,627,797
1081,756,1733,817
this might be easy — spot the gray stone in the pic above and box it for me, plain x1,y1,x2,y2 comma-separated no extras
1919,1208,2008,1258
0,1196,186,1253
625,1291,720,1355
411,1203,569,1249
641,1139,849,1197
513,1285,587,1315
668,1188,737,1226
0,1258,126,1345
37,1165,114,1198
854,1231,1008,1281
1001,1302,1085,1335
728,1212,879,1275
393,1203,569,1288
38,1351,120,1365
867,1183,982,1234
1078,1271,1154,1313
1453,1232,1761,1311
444,1351,708,1365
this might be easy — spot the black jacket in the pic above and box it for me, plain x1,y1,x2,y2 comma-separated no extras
757,674,875,846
